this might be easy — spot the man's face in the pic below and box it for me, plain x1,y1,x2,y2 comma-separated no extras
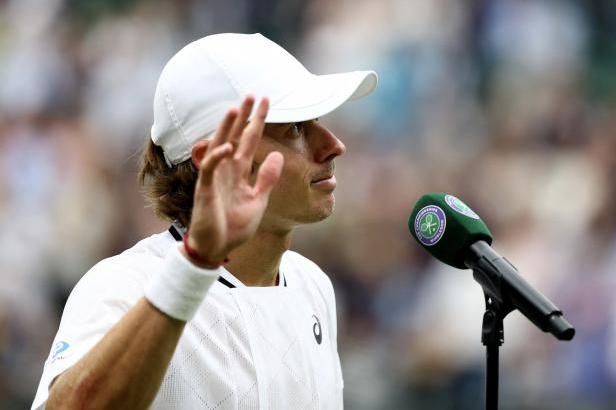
253,119,346,231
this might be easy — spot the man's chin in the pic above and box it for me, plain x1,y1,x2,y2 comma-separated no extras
305,197,335,223
291,195,335,224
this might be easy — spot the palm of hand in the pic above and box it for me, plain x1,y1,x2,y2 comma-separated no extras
187,97,283,262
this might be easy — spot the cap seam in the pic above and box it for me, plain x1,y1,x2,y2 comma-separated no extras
207,49,243,99
161,84,189,162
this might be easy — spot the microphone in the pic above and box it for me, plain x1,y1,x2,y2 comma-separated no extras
408,192,575,341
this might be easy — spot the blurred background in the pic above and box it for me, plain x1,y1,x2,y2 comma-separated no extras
1,0,615,408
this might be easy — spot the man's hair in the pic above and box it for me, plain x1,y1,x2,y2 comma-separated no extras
138,139,197,227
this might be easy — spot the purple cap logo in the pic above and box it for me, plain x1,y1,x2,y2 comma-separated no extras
445,194,480,220
414,205,446,246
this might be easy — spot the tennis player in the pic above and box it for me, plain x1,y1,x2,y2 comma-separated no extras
32,33,377,409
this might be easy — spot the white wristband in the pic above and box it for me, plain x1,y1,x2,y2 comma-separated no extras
145,244,221,321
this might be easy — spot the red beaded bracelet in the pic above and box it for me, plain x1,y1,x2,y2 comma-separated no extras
182,234,228,268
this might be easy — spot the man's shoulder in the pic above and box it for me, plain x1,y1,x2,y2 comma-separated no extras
282,250,335,295
71,231,173,299
118,229,174,260
282,250,326,275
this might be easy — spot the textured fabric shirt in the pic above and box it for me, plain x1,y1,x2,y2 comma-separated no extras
32,230,343,409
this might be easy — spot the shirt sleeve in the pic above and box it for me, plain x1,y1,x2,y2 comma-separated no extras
31,256,153,409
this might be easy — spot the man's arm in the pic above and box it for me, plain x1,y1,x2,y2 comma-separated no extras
47,298,183,409
45,96,283,409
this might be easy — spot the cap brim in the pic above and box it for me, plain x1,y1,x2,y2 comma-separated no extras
264,70,378,123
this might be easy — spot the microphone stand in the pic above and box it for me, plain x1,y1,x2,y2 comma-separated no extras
481,293,512,410
463,241,574,409
466,245,514,410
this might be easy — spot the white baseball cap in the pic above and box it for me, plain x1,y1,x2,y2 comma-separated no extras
151,33,378,165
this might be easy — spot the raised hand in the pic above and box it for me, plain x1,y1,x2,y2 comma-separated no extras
185,96,284,266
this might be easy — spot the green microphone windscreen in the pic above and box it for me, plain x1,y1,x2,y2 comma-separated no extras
408,193,493,269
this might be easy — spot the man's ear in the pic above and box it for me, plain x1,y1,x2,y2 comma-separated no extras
191,140,210,169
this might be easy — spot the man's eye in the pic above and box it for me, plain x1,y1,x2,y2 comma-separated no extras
290,122,304,136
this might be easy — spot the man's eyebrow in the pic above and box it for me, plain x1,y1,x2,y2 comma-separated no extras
265,123,291,133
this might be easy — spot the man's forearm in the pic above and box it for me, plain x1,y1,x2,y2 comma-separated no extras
47,298,185,409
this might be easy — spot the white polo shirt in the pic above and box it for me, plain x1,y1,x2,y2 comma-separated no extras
32,230,343,409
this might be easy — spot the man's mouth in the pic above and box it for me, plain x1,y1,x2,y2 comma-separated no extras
310,174,337,190
311,174,334,183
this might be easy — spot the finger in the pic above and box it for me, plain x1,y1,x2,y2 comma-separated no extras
209,108,238,149
253,151,283,198
236,97,269,161
196,142,233,187
228,95,255,146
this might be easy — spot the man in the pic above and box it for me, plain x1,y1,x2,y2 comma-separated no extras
32,33,377,409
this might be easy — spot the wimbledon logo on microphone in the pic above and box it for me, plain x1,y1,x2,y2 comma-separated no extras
415,205,446,246
445,194,480,220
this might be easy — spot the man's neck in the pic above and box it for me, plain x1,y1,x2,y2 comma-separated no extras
225,228,292,287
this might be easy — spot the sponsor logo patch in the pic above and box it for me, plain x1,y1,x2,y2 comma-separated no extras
445,194,480,219
415,205,446,246
50,341,70,363
312,315,322,345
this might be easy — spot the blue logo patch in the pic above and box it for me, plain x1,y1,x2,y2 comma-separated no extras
415,205,447,246
51,341,70,361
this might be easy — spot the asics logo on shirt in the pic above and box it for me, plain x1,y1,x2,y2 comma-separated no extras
312,314,322,345
50,341,70,363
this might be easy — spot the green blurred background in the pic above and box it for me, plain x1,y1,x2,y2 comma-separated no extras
1,0,615,408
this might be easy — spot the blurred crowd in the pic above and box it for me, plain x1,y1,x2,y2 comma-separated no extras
1,0,615,408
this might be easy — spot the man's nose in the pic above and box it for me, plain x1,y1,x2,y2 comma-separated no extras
310,123,346,163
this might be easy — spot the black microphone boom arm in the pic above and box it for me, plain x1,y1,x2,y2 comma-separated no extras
464,240,575,341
